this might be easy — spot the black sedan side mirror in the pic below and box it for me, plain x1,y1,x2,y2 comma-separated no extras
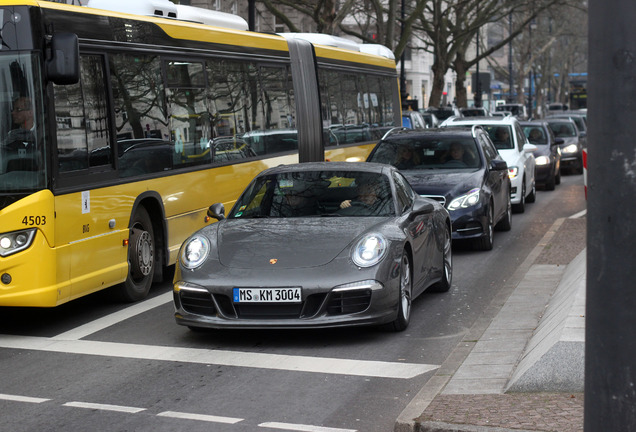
554,138,565,145
208,203,225,221
490,159,508,171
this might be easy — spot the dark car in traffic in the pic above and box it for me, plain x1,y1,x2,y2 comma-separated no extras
546,118,584,174
521,121,562,190
367,128,511,251
174,162,452,332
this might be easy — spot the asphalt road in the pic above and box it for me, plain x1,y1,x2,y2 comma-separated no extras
0,173,586,432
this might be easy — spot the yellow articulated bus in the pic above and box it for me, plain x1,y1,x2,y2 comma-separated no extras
0,0,400,307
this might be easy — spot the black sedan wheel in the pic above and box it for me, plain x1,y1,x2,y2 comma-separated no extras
391,251,412,331
495,195,512,231
474,205,494,251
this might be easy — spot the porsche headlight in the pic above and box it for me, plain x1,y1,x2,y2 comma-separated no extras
352,233,387,267
535,156,550,166
181,235,210,269
508,166,519,179
563,144,579,154
448,188,480,211
0,228,36,257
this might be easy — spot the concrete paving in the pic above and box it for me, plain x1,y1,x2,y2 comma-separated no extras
395,215,586,432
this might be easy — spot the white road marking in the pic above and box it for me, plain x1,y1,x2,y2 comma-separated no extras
0,335,438,379
63,401,146,413
0,393,49,403
52,292,173,340
157,411,243,424
259,422,356,432
570,209,587,219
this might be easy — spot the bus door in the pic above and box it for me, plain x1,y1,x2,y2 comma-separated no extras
54,54,128,300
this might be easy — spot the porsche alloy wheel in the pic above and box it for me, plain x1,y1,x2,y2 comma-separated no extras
431,226,452,292
391,251,412,331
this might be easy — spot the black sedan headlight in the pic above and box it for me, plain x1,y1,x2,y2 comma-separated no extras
181,235,210,269
352,233,387,267
447,188,480,211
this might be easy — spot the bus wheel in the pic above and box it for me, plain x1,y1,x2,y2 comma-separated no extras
121,207,155,302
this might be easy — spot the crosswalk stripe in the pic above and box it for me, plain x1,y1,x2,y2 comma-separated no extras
259,422,357,432
0,393,50,403
157,411,243,424
0,334,438,379
63,401,146,413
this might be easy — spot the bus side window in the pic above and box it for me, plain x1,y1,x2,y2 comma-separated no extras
109,54,172,178
165,60,211,169
207,60,297,159
55,55,111,173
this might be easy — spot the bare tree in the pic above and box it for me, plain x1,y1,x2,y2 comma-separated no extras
256,0,356,34
413,0,567,108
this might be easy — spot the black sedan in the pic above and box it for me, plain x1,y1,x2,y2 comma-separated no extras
521,120,562,190
367,128,511,251
173,162,452,332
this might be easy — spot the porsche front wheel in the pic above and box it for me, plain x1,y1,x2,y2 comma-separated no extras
391,251,412,332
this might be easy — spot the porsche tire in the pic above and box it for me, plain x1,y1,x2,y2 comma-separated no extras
391,251,412,332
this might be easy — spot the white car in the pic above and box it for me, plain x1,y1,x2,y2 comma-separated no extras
441,116,537,213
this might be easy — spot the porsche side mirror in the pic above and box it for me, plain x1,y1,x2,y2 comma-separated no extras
409,199,435,220
208,203,225,221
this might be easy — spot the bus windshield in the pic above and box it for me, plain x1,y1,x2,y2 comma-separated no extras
0,52,46,192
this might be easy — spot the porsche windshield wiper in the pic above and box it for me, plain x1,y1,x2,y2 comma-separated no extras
320,213,341,217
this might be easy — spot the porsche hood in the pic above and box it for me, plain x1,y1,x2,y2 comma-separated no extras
213,218,385,269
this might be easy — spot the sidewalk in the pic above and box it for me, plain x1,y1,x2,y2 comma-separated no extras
395,213,587,432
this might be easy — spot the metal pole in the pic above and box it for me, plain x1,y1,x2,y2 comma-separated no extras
508,13,514,102
248,0,255,31
586,0,636,430
400,0,407,109
475,23,482,107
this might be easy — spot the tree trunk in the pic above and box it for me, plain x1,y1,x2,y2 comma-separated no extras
453,57,468,107
429,58,448,108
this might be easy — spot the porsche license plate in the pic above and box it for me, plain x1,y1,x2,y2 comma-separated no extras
233,287,302,303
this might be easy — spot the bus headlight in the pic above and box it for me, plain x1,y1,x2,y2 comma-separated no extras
180,235,210,269
0,228,36,257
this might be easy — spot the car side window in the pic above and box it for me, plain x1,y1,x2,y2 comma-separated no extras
393,172,414,213
478,133,497,164
515,123,527,151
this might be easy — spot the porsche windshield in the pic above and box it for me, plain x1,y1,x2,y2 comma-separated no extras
229,170,395,218
0,52,47,192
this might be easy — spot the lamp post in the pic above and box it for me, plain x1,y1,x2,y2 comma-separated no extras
400,0,407,108
475,26,482,107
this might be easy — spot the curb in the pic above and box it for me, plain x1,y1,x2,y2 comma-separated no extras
394,216,580,432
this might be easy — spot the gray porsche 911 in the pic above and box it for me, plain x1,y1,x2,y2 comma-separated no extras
173,162,452,332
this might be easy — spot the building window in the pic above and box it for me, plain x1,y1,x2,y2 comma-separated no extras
275,15,285,33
